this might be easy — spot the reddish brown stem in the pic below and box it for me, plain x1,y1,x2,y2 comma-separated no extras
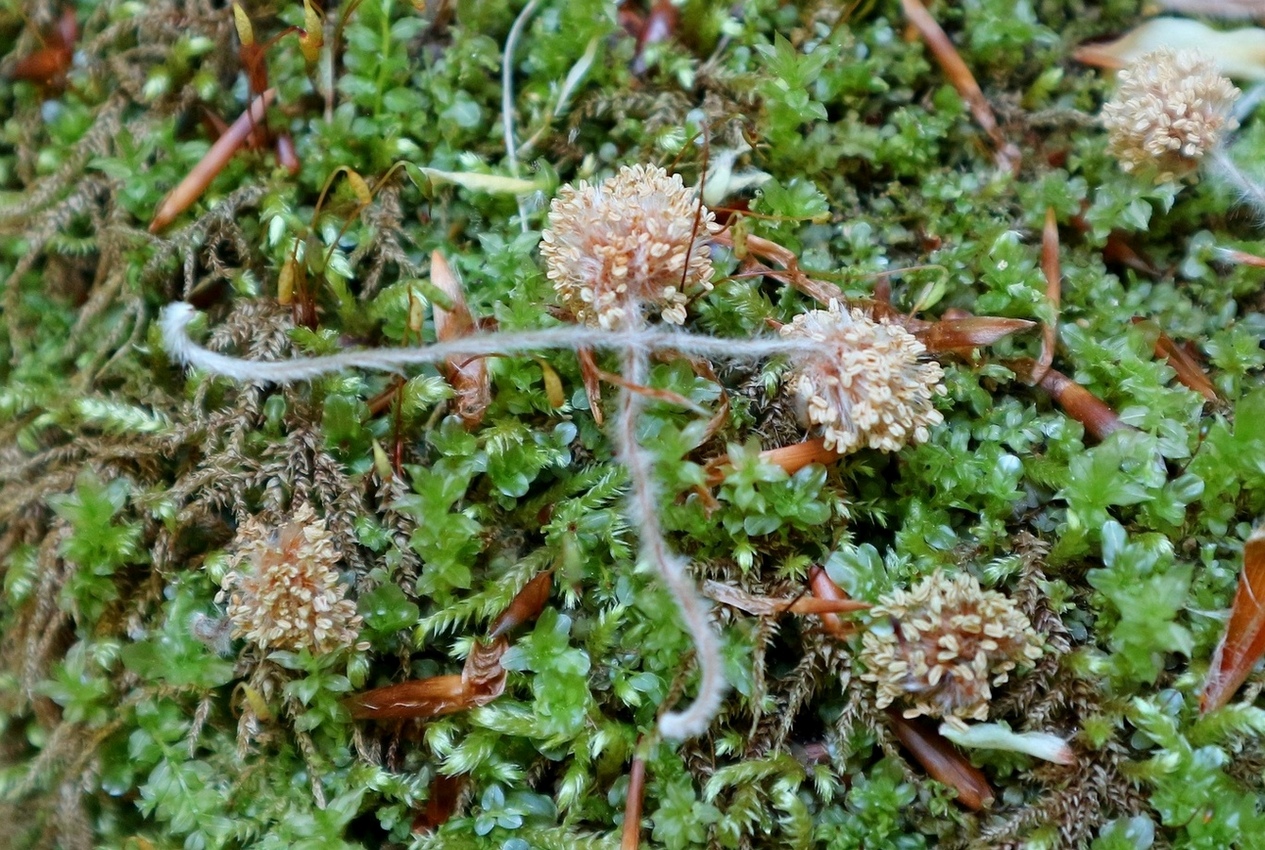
150,89,276,232
1034,207,1061,384
901,0,1020,173
621,742,649,850
887,711,995,810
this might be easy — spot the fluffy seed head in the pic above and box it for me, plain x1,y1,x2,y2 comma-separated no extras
217,504,365,655
779,301,946,454
859,571,1043,728
540,164,720,329
1101,47,1239,182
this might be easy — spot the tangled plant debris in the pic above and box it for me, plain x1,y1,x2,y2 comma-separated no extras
9,0,1265,848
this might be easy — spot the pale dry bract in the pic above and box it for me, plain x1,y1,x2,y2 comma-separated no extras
1101,47,1240,182
860,571,1043,729
780,301,946,454
540,163,720,329
218,504,366,655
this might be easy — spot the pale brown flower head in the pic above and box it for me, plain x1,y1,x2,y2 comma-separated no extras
779,301,946,454
217,504,365,655
859,571,1043,728
1101,47,1239,182
540,164,720,329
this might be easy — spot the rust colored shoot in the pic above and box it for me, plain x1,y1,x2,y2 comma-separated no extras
150,89,277,233
1034,207,1062,384
1201,526,1265,713
621,738,650,850
808,565,854,637
1012,358,1130,442
887,711,995,810
900,0,1020,173
487,571,553,639
431,251,492,429
345,636,508,721
632,0,677,75
1131,318,1218,402
412,773,467,835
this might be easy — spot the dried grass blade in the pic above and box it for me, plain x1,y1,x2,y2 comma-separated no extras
1201,527,1265,713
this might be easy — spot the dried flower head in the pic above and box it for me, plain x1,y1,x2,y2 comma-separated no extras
218,504,366,655
779,301,946,454
540,164,720,329
1101,47,1240,181
860,571,1043,728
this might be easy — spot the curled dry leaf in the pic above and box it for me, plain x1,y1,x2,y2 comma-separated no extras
1073,18,1265,80
345,637,509,720
431,251,491,428
887,710,995,810
1201,526,1265,713
1156,0,1265,17
150,89,277,233
938,721,1076,765
11,9,76,86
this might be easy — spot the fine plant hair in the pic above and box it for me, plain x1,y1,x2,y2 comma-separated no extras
161,301,826,738
1210,146,1265,222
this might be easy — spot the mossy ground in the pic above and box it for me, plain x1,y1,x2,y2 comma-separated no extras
3,0,1265,847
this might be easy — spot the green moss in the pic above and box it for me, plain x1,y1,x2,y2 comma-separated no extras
4,0,1265,846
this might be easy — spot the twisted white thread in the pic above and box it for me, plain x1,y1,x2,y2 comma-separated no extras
160,302,818,738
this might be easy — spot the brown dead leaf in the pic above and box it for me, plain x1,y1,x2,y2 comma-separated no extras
887,711,995,810
1011,358,1131,442
1131,318,1219,402
346,637,508,720
412,773,468,835
915,317,1037,356
431,250,491,428
1201,526,1265,713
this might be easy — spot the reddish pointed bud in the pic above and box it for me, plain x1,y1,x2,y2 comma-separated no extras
632,0,677,74
808,565,853,637
578,346,605,425
413,773,467,835
488,572,552,639
275,132,300,175
150,89,276,233
11,10,76,87
1202,526,1265,713
1131,319,1218,402
1034,207,1062,384
705,438,842,487
916,317,1037,355
888,711,995,810
431,251,491,428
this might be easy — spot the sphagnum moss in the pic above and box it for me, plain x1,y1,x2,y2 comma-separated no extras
7,0,1265,848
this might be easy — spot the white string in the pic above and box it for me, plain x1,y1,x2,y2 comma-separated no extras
161,301,818,738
